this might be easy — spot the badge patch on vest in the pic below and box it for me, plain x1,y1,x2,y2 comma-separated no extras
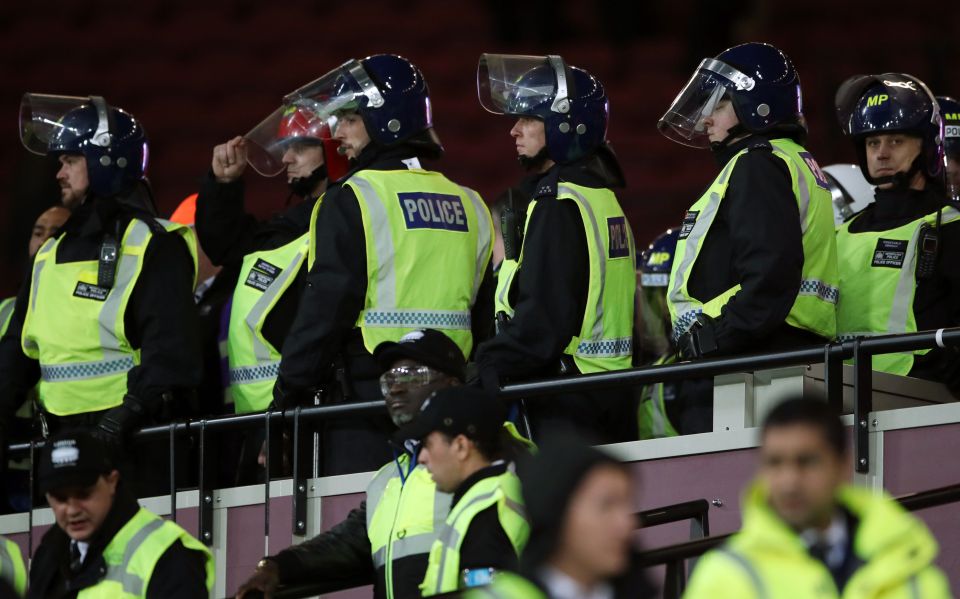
73,282,109,301
244,259,282,292
607,216,631,258
678,211,699,240
799,152,830,189
872,239,908,268
398,192,469,232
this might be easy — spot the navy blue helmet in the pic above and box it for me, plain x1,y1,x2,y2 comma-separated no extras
639,228,679,288
659,42,804,148
21,94,148,197
835,73,944,185
938,96,960,159
478,54,609,164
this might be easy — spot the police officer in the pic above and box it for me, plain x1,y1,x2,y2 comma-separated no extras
0,534,26,597
236,329,467,599
939,96,960,192
273,55,494,475
0,95,200,477
658,42,839,360
834,75,960,389
197,102,349,418
394,387,529,596
684,398,951,599
635,229,681,438
474,54,636,443
28,430,213,598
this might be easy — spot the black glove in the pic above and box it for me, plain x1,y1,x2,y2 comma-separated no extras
677,313,720,360
95,395,148,449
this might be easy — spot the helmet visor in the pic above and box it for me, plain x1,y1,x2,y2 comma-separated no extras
20,93,97,155
245,104,335,177
657,58,755,148
477,54,568,116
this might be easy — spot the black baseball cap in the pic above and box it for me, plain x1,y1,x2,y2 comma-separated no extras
374,329,467,381
393,386,506,448
38,430,116,495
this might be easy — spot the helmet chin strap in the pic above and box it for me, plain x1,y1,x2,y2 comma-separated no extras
709,124,749,152
868,155,923,189
287,163,328,199
518,147,551,172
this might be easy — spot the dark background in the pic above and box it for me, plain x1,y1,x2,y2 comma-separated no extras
0,0,955,296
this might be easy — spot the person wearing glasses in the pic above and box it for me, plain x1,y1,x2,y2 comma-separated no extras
238,329,529,599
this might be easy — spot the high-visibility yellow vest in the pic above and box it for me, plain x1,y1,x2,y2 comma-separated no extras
0,535,26,597
0,297,15,337
367,453,453,599
77,508,214,598
494,182,636,373
329,168,492,358
21,219,197,416
836,207,960,375
637,355,680,439
227,234,309,413
420,470,529,596
668,138,839,343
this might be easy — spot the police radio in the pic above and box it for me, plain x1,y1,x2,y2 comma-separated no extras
916,211,941,281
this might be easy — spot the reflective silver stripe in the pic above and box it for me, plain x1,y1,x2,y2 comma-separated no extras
24,242,53,354
350,175,396,308
433,489,499,594
668,159,738,340
245,243,307,363
718,547,769,599
388,532,436,561
558,185,605,340
0,543,15,587
40,357,136,382
363,309,471,330
229,361,280,384
372,545,387,569
909,574,921,599
649,384,668,437
0,299,16,330
103,516,167,595
789,157,812,234
365,465,396,530
888,218,933,335
461,186,492,303
99,221,151,355
502,496,527,522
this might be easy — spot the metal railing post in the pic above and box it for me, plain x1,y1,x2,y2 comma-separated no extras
198,419,214,546
852,338,873,473
168,422,177,523
292,406,307,537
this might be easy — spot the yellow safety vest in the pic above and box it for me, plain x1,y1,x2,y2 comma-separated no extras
0,297,15,337
668,138,839,342
21,219,197,416
420,470,529,596
836,207,960,375
495,182,636,373
331,167,492,358
367,453,453,599
77,508,214,598
0,535,26,597
227,234,309,413
637,355,680,439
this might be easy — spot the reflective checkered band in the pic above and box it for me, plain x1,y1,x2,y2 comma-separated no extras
799,278,839,304
363,310,471,330
672,309,703,341
230,362,280,384
576,337,633,357
40,357,135,382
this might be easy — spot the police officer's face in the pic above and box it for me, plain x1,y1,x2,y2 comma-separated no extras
29,205,70,257
864,134,923,189
510,117,546,158
761,424,846,531
702,99,740,144
554,465,635,583
56,154,89,209
281,142,325,184
418,431,470,493
383,358,458,427
333,112,371,160
46,470,120,542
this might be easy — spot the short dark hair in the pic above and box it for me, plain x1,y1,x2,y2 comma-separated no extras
440,430,503,463
762,397,846,456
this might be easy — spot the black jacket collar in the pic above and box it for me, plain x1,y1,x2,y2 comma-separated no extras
451,462,507,508
532,144,627,200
